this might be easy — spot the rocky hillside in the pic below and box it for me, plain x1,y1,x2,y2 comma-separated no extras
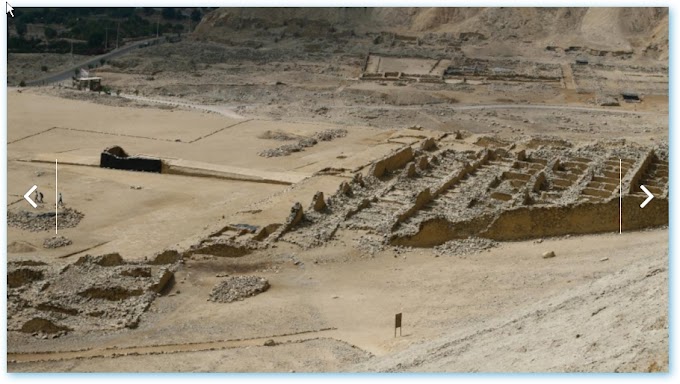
351,249,668,372
193,7,667,58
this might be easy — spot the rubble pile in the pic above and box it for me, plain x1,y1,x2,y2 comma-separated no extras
259,139,316,158
355,235,385,256
259,129,348,157
433,238,498,257
209,275,270,303
8,208,84,232
43,236,72,249
314,128,348,141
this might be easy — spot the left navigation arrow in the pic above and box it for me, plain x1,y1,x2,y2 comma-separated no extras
24,185,38,208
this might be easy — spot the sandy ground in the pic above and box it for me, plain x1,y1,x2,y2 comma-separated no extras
6,90,402,261
8,229,667,372
6,8,668,373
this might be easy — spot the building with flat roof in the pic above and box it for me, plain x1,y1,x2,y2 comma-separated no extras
73,76,102,91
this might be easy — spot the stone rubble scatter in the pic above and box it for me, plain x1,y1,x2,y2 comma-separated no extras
209,275,270,303
8,208,84,232
433,238,499,257
259,129,348,157
43,236,72,249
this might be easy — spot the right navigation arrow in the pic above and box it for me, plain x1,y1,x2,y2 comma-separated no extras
640,185,654,209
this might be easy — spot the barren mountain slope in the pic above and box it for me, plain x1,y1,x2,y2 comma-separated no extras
352,248,668,372
194,7,667,55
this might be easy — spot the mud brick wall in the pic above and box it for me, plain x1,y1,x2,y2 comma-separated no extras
482,196,668,241
369,147,415,178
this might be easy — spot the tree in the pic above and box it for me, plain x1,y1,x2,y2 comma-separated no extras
190,9,202,22
44,27,58,40
87,31,105,48
161,22,173,36
173,24,184,37
110,8,134,19
15,21,27,36
161,8,177,20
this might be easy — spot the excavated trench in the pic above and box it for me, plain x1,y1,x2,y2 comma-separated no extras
7,254,177,335
78,286,145,301
8,268,44,288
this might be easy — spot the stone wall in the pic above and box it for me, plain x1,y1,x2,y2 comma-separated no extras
368,147,415,178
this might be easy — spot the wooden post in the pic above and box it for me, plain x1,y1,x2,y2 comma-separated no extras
395,313,402,337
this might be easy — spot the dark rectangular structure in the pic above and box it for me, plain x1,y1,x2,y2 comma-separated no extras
100,146,163,173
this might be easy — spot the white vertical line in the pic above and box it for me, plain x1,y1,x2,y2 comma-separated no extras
619,158,622,234
56,159,58,234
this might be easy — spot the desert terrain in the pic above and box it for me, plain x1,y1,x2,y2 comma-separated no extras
6,7,669,372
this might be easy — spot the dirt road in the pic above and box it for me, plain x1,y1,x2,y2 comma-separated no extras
339,103,654,115
119,93,245,119
8,328,336,364
25,37,164,86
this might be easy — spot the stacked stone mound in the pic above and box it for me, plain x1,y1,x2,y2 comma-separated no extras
43,236,72,249
8,208,84,232
209,276,270,303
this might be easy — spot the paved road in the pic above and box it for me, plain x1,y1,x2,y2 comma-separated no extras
25,37,164,86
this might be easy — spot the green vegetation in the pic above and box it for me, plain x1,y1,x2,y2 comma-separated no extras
172,24,184,37
191,9,202,22
44,27,57,40
162,8,178,20
8,7,209,54
15,21,27,36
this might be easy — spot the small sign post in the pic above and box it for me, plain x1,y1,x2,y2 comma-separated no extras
395,313,402,337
